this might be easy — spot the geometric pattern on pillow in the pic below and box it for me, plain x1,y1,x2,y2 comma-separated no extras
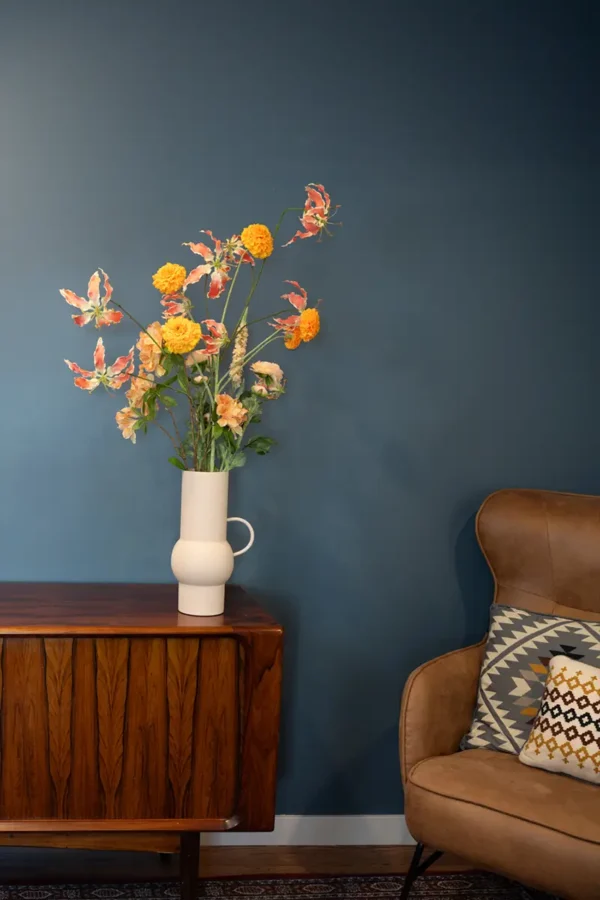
462,605,600,755
519,655,600,784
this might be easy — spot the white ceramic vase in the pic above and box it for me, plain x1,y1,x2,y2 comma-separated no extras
171,471,254,616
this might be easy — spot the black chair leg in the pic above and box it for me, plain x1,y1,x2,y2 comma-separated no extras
400,842,444,900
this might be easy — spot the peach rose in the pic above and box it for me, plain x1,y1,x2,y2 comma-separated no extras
136,322,165,376
216,393,247,436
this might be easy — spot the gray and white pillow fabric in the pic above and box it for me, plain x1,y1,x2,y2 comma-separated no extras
462,605,600,755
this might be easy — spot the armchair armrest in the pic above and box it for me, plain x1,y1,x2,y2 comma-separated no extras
400,639,486,784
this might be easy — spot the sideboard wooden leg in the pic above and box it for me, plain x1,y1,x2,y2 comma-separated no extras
180,832,200,900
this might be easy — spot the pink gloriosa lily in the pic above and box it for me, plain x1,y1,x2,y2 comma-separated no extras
182,231,229,299
202,319,228,355
161,293,193,319
60,269,123,327
271,281,307,333
283,184,340,246
222,235,254,266
183,231,254,299
65,338,134,392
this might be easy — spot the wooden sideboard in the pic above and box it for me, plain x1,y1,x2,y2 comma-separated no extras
0,583,283,895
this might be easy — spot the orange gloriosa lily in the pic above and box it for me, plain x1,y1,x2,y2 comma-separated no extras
283,184,340,246
60,269,123,327
65,337,134,392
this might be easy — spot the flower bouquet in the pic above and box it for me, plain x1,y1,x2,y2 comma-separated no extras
60,184,340,614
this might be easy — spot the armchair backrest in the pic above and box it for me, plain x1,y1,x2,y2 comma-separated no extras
476,489,600,621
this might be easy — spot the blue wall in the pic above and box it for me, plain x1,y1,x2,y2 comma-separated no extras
1,0,598,814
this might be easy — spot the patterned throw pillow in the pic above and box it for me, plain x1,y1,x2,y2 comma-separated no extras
462,605,600,755
519,655,600,784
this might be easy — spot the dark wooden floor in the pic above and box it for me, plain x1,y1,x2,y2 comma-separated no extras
0,846,470,883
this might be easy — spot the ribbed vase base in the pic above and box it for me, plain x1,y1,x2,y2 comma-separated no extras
177,583,225,617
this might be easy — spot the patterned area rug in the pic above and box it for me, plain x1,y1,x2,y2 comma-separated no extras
0,875,558,899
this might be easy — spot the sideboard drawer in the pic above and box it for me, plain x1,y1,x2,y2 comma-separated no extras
0,636,240,822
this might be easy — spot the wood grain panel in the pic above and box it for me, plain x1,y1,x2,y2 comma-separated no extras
167,638,199,816
44,638,73,817
0,588,282,833
0,584,279,634
0,638,52,818
121,638,168,818
70,639,100,818
190,638,238,819
237,632,283,830
96,638,129,817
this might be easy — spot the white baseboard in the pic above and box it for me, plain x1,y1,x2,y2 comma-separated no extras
203,815,414,846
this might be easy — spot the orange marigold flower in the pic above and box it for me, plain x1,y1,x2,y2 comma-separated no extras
299,308,320,342
162,316,202,354
240,224,273,259
284,327,302,350
152,262,187,295
216,393,248,436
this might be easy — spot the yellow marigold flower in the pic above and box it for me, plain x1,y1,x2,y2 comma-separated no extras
284,326,302,350
299,308,320,342
240,224,273,259
162,316,202,354
152,262,187,295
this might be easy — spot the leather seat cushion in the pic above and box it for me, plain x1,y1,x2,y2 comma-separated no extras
408,748,600,845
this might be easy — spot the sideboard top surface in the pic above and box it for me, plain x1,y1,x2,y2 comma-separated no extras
0,584,281,635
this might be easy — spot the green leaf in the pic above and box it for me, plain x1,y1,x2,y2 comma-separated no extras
168,456,187,470
221,446,246,471
245,435,277,455
161,395,177,408
222,427,237,449
177,370,189,391
213,424,224,439
145,392,158,419
162,374,178,387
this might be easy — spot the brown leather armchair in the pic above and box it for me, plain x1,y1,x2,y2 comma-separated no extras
399,489,600,900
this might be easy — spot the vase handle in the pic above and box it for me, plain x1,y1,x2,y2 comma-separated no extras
227,517,255,557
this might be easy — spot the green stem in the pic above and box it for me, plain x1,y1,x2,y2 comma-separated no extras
156,422,180,453
204,274,210,321
221,258,243,325
230,259,266,344
229,308,287,347
111,300,162,348
273,207,303,239
166,408,184,456
180,367,199,470
217,331,281,393
210,355,219,472
240,331,282,368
